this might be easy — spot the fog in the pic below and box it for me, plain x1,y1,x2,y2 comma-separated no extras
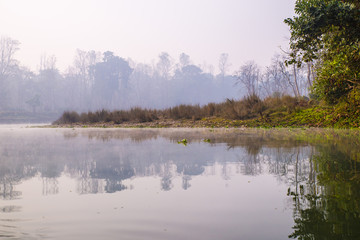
0,0,295,72
0,35,313,123
0,0,305,122
1,45,238,113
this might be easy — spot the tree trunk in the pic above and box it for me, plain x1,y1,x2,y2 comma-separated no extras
307,63,313,88
293,65,301,97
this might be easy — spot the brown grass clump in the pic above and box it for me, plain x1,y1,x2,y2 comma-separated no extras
54,95,311,125
53,111,80,124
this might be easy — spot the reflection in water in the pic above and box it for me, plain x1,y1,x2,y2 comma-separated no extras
0,206,21,213
0,127,359,239
288,145,360,239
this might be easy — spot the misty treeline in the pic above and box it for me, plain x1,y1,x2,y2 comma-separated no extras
0,36,314,114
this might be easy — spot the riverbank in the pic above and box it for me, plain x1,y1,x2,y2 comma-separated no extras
47,117,241,128
50,95,360,129
49,108,359,129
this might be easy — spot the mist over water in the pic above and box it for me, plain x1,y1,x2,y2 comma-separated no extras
1,127,359,239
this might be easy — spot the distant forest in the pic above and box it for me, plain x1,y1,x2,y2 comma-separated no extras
0,36,313,115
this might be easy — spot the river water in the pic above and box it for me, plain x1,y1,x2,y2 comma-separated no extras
0,126,359,239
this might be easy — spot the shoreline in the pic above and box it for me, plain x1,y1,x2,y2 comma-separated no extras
42,117,355,129
43,118,244,128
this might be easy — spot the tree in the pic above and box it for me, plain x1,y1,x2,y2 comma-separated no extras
285,0,360,104
236,61,261,96
26,94,41,113
91,51,133,109
172,64,213,105
279,55,302,98
156,52,172,80
70,49,101,110
0,36,20,79
0,36,20,110
218,53,231,80
179,53,190,69
261,54,295,98
39,54,56,71
36,56,62,112
289,146,360,240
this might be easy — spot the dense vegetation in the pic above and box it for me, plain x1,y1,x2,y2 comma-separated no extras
285,0,360,108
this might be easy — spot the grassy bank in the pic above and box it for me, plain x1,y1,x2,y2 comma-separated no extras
52,95,360,128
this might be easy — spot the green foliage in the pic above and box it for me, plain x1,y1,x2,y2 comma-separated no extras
289,143,360,240
285,0,360,63
285,0,360,104
313,34,360,104
177,139,188,146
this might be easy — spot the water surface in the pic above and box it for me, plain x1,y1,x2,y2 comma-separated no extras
0,127,359,239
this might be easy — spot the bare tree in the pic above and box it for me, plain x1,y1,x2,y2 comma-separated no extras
261,54,292,98
156,52,173,80
39,54,57,71
278,58,300,98
236,61,261,96
0,36,20,79
72,49,101,109
37,54,62,112
0,36,20,110
218,53,231,80
279,49,306,98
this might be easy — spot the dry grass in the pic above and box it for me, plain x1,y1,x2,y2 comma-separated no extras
54,95,312,125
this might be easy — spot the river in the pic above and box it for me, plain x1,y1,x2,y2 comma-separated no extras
0,126,359,239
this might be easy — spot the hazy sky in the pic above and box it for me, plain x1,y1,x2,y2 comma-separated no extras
0,0,295,73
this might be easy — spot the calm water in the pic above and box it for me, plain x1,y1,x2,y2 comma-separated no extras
0,126,359,240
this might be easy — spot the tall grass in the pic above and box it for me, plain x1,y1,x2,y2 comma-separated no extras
54,95,312,124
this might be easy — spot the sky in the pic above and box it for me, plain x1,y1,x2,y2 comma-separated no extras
0,0,296,73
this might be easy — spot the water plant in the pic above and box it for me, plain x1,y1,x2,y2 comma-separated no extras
177,139,188,146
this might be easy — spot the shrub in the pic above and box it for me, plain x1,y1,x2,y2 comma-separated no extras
221,99,239,119
165,105,202,120
130,107,155,122
243,94,266,118
54,111,80,124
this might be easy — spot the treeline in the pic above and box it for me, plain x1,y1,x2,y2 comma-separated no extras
0,36,313,121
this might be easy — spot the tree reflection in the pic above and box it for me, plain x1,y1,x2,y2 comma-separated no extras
42,177,59,195
90,156,135,193
161,175,173,191
182,175,191,190
1,127,360,240
0,205,21,213
161,162,174,191
0,179,21,200
0,163,36,200
288,146,360,240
